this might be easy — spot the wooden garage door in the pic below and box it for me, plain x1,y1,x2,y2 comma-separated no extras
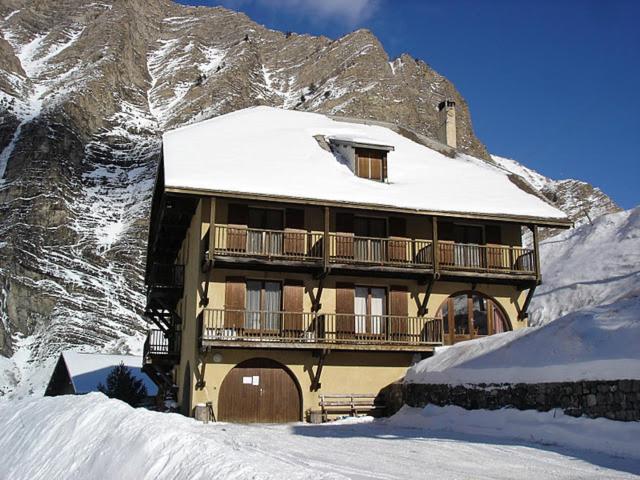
218,358,301,423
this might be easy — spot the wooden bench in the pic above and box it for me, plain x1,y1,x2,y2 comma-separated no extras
317,393,385,422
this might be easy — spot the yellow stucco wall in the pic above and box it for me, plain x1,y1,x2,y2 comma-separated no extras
190,348,415,421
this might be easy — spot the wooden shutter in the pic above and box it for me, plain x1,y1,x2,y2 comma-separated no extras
357,155,369,178
227,204,248,252
388,217,407,263
370,157,382,180
485,225,503,269
282,280,304,334
335,282,355,339
284,208,305,255
225,277,245,328
389,286,408,341
335,212,354,259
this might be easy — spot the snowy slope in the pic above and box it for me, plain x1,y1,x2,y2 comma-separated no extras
405,207,640,385
530,207,640,326
405,295,640,385
0,393,637,479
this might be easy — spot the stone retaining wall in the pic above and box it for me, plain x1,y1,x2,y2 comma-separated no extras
388,380,640,422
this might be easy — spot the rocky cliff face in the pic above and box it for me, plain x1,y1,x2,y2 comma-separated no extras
0,0,619,395
492,155,621,240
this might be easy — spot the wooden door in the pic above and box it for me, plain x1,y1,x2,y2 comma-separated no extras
335,213,354,259
284,208,305,256
388,217,407,263
227,204,248,252
225,277,245,328
282,280,303,336
389,286,409,341
335,282,355,339
218,358,301,423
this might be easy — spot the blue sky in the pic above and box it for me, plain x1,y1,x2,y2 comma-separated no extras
180,0,639,209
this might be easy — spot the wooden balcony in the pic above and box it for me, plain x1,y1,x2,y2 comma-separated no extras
212,225,323,262
438,242,535,276
200,308,443,351
327,233,432,268
143,328,180,364
210,226,537,278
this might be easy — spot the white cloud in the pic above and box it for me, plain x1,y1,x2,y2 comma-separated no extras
217,0,380,26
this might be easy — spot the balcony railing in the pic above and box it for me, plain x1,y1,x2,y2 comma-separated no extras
328,234,432,268
213,225,323,261
149,263,185,289
143,328,181,359
210,226,536,276
201,309,443,347
438,242,535,274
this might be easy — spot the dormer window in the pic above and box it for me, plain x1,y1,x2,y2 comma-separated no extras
355,148,386,181
328,137,394,183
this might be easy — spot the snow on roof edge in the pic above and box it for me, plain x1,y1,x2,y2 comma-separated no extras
161,107,569,223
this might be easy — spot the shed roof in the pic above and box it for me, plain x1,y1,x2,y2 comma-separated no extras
61,351,157,395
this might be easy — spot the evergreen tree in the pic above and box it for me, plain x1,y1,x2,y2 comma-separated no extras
98,362,148,407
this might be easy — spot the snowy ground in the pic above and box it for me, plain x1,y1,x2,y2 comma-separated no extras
0,394,638,480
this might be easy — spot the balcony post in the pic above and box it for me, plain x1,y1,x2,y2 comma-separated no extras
323,206,330,270
208,197,216,260
532,224,541,281
432,216,439,273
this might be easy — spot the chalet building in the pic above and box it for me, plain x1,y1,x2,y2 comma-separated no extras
143,106,570,423
45,351,157,401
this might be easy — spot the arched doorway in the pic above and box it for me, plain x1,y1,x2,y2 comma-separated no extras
218,358,301,423
437,291,511,345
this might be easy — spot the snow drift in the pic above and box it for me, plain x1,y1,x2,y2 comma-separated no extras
1,393,638,480
406,207,640,385
389,404,640,462
530,207,640,326
405,294,640,385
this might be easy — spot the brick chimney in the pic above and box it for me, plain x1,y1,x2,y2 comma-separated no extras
437,100,457,149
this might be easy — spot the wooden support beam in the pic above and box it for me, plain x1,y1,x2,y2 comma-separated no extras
518,284,537,321
432,216,439,273
310,349,329,391
417,277,435,316
532,224,541,281
311,275,325,312
323,206,330,271
208,197,216,261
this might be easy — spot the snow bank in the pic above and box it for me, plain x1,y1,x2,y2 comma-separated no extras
162,107,566,221
390,405,640,461
2,394,636,479
405,295,640,385
530,207,640,326
0,393,320,480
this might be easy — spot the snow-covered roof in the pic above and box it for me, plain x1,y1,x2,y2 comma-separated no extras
61,351,157,395
162,107,568,223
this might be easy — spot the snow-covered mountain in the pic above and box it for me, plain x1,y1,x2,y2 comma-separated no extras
0,0,621,397
492,155,620,234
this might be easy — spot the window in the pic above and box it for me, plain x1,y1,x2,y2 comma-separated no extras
245,280,282,330
354,216,386,262
438,291,511,344
355,148,387,182
355,286,386,335
247,208,284,254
